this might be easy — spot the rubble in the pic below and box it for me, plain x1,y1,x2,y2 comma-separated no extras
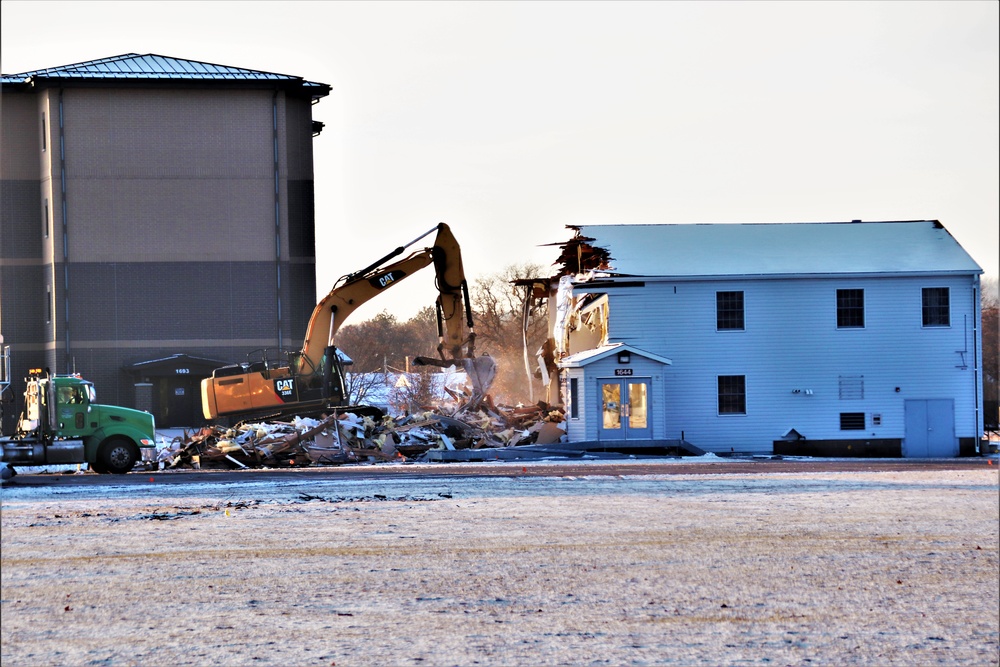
154,390,567,471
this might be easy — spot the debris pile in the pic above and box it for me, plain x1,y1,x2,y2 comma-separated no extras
155,399,566,470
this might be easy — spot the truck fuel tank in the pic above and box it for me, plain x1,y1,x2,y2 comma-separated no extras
1,438,85,465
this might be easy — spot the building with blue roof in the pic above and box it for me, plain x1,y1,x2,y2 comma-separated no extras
540,221,985,457
1,54,331,427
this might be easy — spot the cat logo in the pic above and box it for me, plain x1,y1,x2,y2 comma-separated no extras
274,378,295,400
368,269,407,290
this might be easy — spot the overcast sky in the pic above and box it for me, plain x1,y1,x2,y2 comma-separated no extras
3,1,997,322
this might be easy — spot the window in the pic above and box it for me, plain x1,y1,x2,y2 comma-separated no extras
41,112,47,151
716,291,745,330
569,378,579,419
46,285,52,323
837,289,864,328
840,412,865,430
922,287,950,327
43,199,49,238
718,375,746,415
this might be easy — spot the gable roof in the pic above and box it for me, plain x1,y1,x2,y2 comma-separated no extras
570,220,981,278
559,343,672,368
1,53,330,99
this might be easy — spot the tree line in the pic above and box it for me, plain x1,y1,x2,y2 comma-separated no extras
334,263,549,407
982,276,998,431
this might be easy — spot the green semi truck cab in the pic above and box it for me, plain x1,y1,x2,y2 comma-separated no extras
1,370,156,474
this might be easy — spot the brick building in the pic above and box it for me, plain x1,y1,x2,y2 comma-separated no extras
0,54,330,428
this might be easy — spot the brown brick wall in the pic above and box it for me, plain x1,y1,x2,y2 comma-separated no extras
0,92,42,179
1,80,320,427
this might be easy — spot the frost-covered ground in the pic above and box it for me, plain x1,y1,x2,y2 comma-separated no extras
2,465,998,666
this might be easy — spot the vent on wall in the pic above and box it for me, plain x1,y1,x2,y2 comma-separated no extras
839,375,864,400
840,412,865,430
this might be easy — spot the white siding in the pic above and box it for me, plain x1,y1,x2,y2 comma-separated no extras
598,274,981,453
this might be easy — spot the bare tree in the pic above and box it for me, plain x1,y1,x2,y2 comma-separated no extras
470,263,549,405
982,276,998,432
334,311,405,373
402,306,441,362
336,308,444,373
389,367,437,415
344,370,386,406
333,266,550,407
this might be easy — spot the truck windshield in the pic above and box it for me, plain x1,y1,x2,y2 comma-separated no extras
84,383,96,403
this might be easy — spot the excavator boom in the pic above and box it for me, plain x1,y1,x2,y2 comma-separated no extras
202,223,494,421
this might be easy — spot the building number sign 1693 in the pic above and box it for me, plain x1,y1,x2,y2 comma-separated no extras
175,368,190,374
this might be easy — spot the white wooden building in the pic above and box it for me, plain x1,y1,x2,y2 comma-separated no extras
550,221,984,457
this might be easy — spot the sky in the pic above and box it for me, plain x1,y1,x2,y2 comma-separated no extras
2,1,997,322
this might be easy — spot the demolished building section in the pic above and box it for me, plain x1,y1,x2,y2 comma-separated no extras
151,228,643,471
519,227,618,407
156,389,570,470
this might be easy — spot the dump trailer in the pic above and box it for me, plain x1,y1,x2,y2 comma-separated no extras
1,370,156,474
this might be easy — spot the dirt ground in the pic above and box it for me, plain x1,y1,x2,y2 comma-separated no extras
2,467,998,666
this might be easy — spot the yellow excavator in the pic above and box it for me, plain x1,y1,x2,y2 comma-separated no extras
201,223,496,421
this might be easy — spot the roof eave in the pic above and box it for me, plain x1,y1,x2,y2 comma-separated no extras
558,343,673,368
14,74,330,100
573,269,983,286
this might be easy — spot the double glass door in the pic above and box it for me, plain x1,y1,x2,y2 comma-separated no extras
599,379,651,440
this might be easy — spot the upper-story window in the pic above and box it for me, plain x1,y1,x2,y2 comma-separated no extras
41,112,47,152
922,287,950,327
716,291,745,331
837,289,865,328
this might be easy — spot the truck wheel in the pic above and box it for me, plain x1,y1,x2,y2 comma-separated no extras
98,439,138,474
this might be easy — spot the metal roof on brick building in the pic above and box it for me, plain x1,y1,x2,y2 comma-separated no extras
1,53,330,98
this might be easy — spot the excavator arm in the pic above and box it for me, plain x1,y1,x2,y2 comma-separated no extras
202,223,494,421
299,223,474,371
409,223,496,406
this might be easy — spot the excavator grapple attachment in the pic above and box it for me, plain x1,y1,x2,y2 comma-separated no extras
463,355,496,408
413,353,496,408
